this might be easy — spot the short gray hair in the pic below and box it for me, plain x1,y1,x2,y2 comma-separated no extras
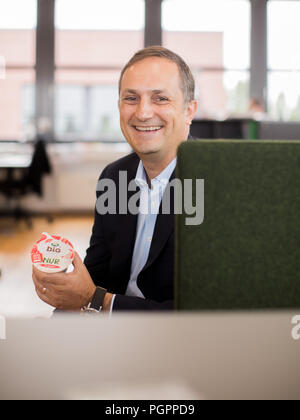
119,46,195,104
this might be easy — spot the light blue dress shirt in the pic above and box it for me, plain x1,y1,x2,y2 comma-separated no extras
110,157,177,311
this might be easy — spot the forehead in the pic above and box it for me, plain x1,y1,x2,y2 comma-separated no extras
120,57,182,95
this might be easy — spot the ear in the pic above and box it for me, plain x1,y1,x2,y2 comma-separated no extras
185,100,198,126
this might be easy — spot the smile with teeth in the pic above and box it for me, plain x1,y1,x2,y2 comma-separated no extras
134,126,163,132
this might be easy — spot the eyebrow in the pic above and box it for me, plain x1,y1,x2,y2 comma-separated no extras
122,89,168,95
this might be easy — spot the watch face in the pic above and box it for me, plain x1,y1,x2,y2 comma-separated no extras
81,307,102,315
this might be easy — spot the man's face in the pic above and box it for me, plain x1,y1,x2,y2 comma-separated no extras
118,57,197,162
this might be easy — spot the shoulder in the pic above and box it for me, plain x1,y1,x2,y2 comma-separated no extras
100,152,140,180
106,152,139,172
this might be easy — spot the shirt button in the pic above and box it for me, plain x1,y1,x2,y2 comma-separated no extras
147,237,152,242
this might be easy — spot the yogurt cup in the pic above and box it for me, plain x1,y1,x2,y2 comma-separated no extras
31,232,75,273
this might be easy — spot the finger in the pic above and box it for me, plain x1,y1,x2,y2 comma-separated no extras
72,252,83,273
32,265,50,284
32,264,41,280
32,264,45,276
35,283,51,304
32,272,39,289
32,268,44,290
32,265,66,287
32,271,48,295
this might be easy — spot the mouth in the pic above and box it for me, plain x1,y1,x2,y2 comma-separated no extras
133,125,163,133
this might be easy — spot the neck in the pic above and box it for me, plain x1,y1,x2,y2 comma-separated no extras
140,152,176,181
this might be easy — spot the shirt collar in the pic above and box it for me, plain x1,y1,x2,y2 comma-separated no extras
135,157,177,189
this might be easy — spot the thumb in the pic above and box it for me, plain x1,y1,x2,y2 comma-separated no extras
72,251,83,272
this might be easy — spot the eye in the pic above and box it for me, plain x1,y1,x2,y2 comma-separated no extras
155,96,168,103
123,96,138,103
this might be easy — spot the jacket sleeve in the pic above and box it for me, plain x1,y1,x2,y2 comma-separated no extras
112,294,174,311
84,168,111,288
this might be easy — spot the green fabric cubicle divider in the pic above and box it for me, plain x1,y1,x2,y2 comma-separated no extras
175,139,300,310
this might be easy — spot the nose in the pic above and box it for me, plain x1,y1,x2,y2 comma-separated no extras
134,97,154,121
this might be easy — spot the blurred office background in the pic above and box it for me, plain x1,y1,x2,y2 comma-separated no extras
0,0,299,316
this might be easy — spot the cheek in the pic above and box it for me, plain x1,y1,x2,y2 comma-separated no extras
158,108,176,127
119,106,133,123
120,117,133,137
169,110,185,130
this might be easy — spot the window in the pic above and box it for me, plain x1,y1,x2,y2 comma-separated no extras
90,86,121,140
1,0,298,143
55,0,145,141
162,0,250,118
55,86,86,137
267,0,300,121
0,0,37,140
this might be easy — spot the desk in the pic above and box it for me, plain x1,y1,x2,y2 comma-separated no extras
0,311,299,400
0,153,32,185
0,153,32,170
0,153,32,220
0,153,31,186
190,118,260,140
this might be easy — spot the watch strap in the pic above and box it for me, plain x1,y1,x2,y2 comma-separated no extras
88,286,107,311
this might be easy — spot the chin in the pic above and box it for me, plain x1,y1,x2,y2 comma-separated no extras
134,146,160,156
139,149,161,156
131,140,163,155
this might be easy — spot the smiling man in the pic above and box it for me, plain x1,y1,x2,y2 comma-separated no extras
32,46,197,313
118,52,196,179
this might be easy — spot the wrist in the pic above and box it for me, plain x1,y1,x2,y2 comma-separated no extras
82,286,108,313
102,292,113,312
85,284,97,307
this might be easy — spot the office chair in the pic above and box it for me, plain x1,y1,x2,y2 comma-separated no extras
0,138,52,228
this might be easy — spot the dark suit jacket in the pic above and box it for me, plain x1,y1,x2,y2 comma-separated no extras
84,152,175,311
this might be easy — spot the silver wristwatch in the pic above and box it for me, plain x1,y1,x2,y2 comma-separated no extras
81,286,107,314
